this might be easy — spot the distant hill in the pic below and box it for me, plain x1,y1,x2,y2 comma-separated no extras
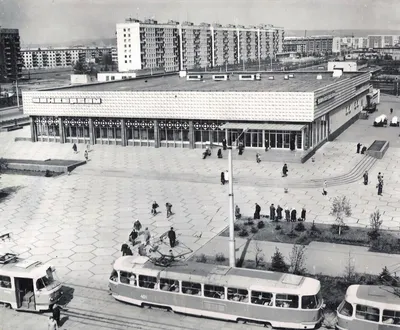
23,37,116,48
285,29,400,37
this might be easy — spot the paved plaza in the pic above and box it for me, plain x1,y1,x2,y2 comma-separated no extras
0,94,400,328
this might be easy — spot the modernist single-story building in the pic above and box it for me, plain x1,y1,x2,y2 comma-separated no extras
22,70,371,153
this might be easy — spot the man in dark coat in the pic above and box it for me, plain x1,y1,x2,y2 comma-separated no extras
291,208,297,222
168,227,176,248
276,205,283,220
222,138,227,150
363,171,368,185
357,143,362,154
129,229,138,245
301,208,306,221
377,181,383,196
270,204,276,221
254,203,261,220
285,208,290,221
52,304,61,327
121,243,133,256
151,201,159,215
361,146,367,154
221,172,226,185
282,164,288,177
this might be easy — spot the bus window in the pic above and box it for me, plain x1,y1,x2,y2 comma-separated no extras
138,275,157,289
383,310,400,325
109,270,118,282
204,285,225,299
0,275,11,289
182,281,201,296
227,288,248,302
302,295,317,309
160,278,179,292
338,301,353,317
251,291,273,306
355,305,379,322
276,294,299,308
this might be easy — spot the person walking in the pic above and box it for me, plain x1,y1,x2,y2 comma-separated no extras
322,181,328,196
168,227,176,248
391,108,393,114
265,139,269,152
282,164,288,177
285,207,290,222
121,243,133,256
72,143,77,154
356,143,362,154
84,150,89,161
151,201,159,215
276,205,283,220
269,204,276,221
291,208,297,222
144,227,151,246
301,208,307,221
48,316,58,330
133,219,142,232
377,180,383,196
222,138,227,150
166,202,173,218
378,172,383,183
138,243,147,256
129,229,138,245
254,203,261,220
52,304,62,327
217,149,223,158
220,172,226,185
363,171,369,185
235,205,241,220
256,153,261,163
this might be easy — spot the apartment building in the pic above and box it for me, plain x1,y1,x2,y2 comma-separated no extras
0,28,22,82
368,35,400,48
284,36,333,55
340,37,368,49
21,46,115,70
116,18,284,72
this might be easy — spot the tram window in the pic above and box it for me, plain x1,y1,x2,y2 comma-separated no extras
302,295,317,309
251,291,273,306
227,287,248,302
0,275,11,289
338,301,353,317
204,285,225,299
109,270,118,282
160,278,179,292
276,294,299,308
383,310,400,325
138,275,157,289
355,305,379,322
182,281,201,296
120,272,136,286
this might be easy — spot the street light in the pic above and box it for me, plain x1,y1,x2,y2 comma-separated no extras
227,128,248,267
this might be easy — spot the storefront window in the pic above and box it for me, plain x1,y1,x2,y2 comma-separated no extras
296,132,302,149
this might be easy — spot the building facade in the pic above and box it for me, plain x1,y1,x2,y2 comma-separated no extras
0,28,22,82
284,36,333,55
368,35,400,48
116,19,284,72
21,46,115,70
22,71,371,156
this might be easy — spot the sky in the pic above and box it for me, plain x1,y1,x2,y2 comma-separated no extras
1,0,400,46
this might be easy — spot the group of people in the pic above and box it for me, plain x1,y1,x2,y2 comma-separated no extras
250,203,307,222
362,170,384,195
356,143,367,155
151,201,173,218
72,143,89,161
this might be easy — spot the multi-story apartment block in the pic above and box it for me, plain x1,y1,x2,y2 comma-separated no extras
0,28,22,82
116,18,284,72
21,46,115,70
284,36,333,55
339,37,368,50
368,35,400,48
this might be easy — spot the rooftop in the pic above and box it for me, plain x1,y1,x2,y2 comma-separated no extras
50,71,362,93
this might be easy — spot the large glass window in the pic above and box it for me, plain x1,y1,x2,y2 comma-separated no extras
251,291,273,306
120,271,136,286
383,309,400,325
160,278,179,292
296,131,302,149
355,304,379,322
276,294,299,308
0,275,11,289
277,133,283,148
182,281,201,295
338,300,353,317
227,288,249,302
301,295,318,309
138,275,157,289
204,285,225,299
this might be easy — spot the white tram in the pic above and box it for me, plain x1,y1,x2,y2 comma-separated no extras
109,256,324,329
0,253,63,311
337,285,400,330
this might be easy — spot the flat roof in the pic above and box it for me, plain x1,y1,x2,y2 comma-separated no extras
49,72,359,93
221,123,306,131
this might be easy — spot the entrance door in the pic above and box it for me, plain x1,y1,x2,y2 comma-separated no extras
283,133,290,149
229,130,240,147
14,278,35,310
276,132,283,148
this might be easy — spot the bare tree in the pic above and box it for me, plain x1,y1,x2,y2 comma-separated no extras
369,210,383,240
289,245,307,275
343,251,356,282
330,196,352,235
254,242,264,268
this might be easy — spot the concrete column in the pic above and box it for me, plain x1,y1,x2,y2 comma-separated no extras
154,120,160,148
189,120,194,149
121,119,127,147
30,117,37,142
58,118,65,143
89,118,95,145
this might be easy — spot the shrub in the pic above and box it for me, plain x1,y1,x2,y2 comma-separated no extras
370,234,400,254
196,254,207,263
234,223,242,231
215,253,226,262
251,226,258,234
270,248,288,272
238,228,249,237
369,210,383,239
294,222,305,232
244,220,254,226
295,232,310,245
275,224,282,230
289,245,307,275
257,221,265,229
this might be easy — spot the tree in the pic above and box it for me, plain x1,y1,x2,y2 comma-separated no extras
343,251,356,283
369,210,383,240
289,245,307,275
270,248,288,272
254,242,265,268
73,61,87,74
330,196,352,235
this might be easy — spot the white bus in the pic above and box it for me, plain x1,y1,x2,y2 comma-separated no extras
0,253,63,311
109,256,324,329
337,285,400,330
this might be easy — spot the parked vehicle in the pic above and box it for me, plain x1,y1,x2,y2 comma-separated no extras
374,115,387,127
390,116,399,127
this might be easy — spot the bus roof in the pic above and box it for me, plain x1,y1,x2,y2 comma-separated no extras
0,258,51,278
113,256,320,295
347,285,400,306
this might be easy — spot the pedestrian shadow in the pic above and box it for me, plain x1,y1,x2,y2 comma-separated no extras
236,237,252,268
60,316,69,327
58,285,74,306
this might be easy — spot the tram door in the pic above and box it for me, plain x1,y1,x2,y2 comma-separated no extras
14,278,35,310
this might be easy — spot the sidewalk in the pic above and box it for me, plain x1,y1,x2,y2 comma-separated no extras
194,236,400,276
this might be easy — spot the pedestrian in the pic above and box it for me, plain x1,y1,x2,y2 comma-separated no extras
221,171,226,185
84,150,88,161
72,143,77,153
285,207,290,221
133,219,142,232
151,201,159,215
224,170,229,183
270,204,276,221
322,181,328,196
86,144,90,152
254,203,261,220
363,171,368,185
129,229,138,245
217,149,223,158
265,139,269,151
291,208,297,222
52,304,62,327
121,243,133,256
168,227,176,248
301,208,306,221
378,172,383,183
377,181,383,196
235,205,241,220
391,108,393,114
48,316,58,330
276,205,283,220
143,227,151,245
361,146,367,154
238,141,244,155
166,202,173,218
256,152,261,163
138,243,147,256
222,138,227,150
282,164,288,177
356,143,362,154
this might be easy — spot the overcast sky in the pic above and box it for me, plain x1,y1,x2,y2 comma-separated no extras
1,0,399,45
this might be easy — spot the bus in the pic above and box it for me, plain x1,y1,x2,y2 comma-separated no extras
109,256,324,329
336,284,400,330
0,253,63,311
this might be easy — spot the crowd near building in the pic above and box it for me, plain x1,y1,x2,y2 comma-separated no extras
22,68,372,160
116,18,285,72
0,28,22,82
21,46,116,70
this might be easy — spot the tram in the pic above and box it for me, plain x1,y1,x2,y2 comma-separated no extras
336,284,400,330
0,253,63,311
109,256,324,329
